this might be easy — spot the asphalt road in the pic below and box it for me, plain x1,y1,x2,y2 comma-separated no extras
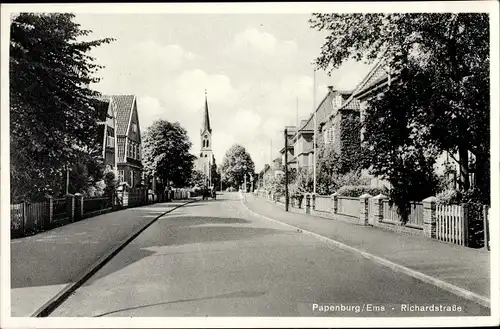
50,193,489,317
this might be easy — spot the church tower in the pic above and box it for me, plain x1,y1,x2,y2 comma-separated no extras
197,90,216,186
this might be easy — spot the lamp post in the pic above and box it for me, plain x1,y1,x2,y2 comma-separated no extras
284,128,289,212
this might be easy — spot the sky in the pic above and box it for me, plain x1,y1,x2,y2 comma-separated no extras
74,14,372,172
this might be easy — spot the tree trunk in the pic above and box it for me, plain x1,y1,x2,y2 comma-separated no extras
458,145,470,191
475,151,490,204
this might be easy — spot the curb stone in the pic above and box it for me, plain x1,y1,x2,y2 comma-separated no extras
241,198,490,309
31,199,198,317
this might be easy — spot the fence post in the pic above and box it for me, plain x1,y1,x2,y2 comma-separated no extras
422,196,438,239
372,194,388,224
484,205,490,251
311,193,317,211
46,195,54,228
22,201,27,236
330,193,338,215
305,193,311,214
462,203,469,247
74,193,83,220
66,194,75,222
359,193,372,225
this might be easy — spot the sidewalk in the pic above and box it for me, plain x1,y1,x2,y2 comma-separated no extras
244,194,490,304
11,199,196,317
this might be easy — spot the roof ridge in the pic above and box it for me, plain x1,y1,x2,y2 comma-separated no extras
299,91,331,130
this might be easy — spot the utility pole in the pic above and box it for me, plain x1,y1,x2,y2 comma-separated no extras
284,128,289,211
313,67,317,195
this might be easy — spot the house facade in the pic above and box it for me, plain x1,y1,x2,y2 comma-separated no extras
94,96,119,174
352,58,473,190
110,94,144,188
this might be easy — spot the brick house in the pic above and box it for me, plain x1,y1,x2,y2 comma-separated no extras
318,87,361,161
352,58,473,190
109,95,144,188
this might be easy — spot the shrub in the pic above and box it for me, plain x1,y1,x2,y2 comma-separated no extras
436,188,462,205
336,185,389,198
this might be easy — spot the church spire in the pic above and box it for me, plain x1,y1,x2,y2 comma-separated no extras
202,89,212,133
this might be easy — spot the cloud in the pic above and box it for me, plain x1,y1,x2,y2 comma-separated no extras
232,28,278,54
227,27,298,62
167,69,238,113
212,131,236,164
136,96,166,131
135,41,198,71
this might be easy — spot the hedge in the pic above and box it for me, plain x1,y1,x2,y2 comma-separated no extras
336,185,389,198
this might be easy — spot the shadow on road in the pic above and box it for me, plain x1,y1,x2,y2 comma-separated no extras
86,216,288,283
92,290,268,317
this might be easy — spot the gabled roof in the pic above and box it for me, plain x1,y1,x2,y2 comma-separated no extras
108,95,136,136
328,57,388,116
351,56,394,99
300,91,333,131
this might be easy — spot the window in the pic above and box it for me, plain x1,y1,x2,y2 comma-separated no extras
128,143,132,158
107,136,115,147
130,171,134,186
206,140,209,148
118,170,125,183
132,123,137,133
138,145,141,159
336,95,343,108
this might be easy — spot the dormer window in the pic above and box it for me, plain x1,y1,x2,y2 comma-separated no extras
334,95,342,108
132,123,137,133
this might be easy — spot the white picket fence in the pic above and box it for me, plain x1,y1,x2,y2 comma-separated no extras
436,204,466,246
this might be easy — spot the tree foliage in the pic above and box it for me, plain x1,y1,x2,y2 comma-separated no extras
190,169,208,188
310,13,490,212
142,120,196,188
10,13,114,202
220,144,255,188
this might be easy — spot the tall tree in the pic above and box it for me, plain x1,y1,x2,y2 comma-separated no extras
142,120,196,189
10,13,114,202
310,13,490,205
220,144,255,188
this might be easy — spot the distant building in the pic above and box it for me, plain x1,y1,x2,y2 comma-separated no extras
279,126,297,170
195,91,216,186
107,95,144,188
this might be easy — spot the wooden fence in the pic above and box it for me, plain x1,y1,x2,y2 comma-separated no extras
254,191,489,249
83,196,113,217
11,201,48,238
53,197,70,224
10,187,173,239
382,200,424,228
436,204,466,246
337,196,360,218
